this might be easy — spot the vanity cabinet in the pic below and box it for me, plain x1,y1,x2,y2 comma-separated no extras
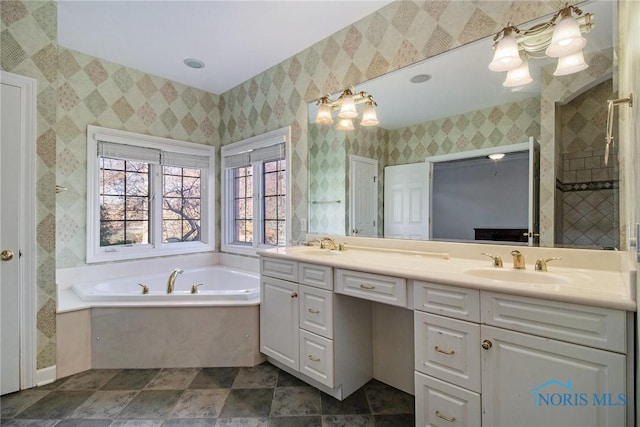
260,257,372,399
414,281,628,427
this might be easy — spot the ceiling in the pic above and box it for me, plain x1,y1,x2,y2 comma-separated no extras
57,0,393,95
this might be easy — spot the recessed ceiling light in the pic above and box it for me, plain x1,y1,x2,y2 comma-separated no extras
410,74,431,83
488,153,506,160
184,58,205,69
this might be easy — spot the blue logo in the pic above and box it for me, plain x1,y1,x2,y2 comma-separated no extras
532,379,626,408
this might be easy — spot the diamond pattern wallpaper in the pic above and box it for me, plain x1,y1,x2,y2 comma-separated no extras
1,0,623,374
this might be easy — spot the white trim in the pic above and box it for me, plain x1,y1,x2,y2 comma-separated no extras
35,365,56,387
221,126,291,255
0,71,38,390
86,125,215,263
424,142,530,164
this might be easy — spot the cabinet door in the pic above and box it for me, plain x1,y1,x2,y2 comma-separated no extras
260,277,299,370
481,325,626,427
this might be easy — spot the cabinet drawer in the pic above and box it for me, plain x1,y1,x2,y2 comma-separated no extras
299,329,334,387
335,269,407,307
414,281,480,322
299,262,333,290
415,372,480,427
261,257,298,282
299,285,333,339
481,292,626,353
415,311,481,392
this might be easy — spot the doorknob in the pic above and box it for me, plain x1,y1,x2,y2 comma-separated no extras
1,250,15,261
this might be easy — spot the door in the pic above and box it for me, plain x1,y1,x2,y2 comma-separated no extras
481,325,625,427
349,155,377,237
527,137,540,246
1,72,36,394
260,277,299,370
383,163,429,239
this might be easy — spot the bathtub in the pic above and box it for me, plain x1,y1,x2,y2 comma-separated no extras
71,265,260,305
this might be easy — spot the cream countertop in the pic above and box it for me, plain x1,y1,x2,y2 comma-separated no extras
258,244,636,312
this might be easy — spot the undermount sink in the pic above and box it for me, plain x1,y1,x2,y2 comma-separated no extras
464,267,571,285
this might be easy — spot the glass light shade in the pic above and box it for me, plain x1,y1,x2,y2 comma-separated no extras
553,50,588,76
488,32,522,72
338,93,358,118
360,102,379,126
314,102,333,125
545,14,586,57
336,118,355,131
502,57,533,87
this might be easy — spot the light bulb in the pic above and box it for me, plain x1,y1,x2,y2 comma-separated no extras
360,101,379,126
488,29,522,72
546,12,586,57
553,50,588,76
502,56,533,87
338,92,358,119
336,118,355,131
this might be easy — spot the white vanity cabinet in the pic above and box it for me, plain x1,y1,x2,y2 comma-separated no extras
414,281,629,427
260,257,373,400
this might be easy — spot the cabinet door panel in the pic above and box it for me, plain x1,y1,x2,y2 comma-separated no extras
415,372,481,427
481,325,626,427
260,277,299,370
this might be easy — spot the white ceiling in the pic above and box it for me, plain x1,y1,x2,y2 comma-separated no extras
57,0,393,95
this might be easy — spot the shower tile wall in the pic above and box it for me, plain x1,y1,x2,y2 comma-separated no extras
55,47,221,269
1,0,58,368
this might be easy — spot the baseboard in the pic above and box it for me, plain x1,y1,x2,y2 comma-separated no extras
35,365,56,387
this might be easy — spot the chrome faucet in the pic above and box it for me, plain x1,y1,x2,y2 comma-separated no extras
167,268,183,293
320,237,337,250
511,250,525,269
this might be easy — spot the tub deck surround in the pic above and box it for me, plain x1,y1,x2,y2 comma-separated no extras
257,243,635,311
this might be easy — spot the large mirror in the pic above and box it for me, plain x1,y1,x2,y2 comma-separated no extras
308,0,619,249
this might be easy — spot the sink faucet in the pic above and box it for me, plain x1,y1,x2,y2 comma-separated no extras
481,252,503,268
320,237,337,250
535,257,562,272
510,250,525,269
167,268,183,293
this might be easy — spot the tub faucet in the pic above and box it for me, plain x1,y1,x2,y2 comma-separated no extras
511,250,525,270
167,268,183,293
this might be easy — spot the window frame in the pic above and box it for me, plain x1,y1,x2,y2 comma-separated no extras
221,126,291,256
87,125,215,263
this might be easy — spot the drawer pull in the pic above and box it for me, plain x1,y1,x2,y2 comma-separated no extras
435,410,455,422
307,355,320,362
308,308,320,314
434,346,455,355
360,284,375,290
291,292,298,298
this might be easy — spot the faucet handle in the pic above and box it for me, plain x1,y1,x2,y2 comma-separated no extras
534,257,562,272
191,283,204,294
138,283,149,294
481,253,503,268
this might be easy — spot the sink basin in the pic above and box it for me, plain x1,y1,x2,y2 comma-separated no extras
463,267,571,285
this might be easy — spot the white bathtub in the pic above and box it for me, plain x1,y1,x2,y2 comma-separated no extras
71,266,260,304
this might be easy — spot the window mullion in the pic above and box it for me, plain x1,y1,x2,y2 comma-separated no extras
151,164,163,248
254,162,263,248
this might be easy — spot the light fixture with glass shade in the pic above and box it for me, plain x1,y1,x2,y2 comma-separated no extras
488,4,593,88
314,86,379,130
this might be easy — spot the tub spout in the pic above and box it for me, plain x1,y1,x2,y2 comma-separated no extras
167,268,183,293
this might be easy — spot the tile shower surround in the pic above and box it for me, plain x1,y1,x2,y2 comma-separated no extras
0,363,415,426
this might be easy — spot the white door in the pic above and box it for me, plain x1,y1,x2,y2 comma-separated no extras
1,72,36,394
349,155,377,237
383,163,429,239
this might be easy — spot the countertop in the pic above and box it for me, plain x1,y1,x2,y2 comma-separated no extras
258,245,636,311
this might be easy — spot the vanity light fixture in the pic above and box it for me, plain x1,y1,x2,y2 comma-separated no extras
314,86,379,130
489,4,593,87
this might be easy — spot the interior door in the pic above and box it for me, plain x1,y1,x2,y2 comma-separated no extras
349,155,378,237
1,79,23,395
384,163,429,239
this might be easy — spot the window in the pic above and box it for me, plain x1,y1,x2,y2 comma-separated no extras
87,126,214,263
222,127,290,255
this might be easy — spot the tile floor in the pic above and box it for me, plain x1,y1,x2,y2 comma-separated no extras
1,362,415,426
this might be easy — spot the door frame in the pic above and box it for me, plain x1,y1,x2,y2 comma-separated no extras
1,70,38,390
348,155,378,237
